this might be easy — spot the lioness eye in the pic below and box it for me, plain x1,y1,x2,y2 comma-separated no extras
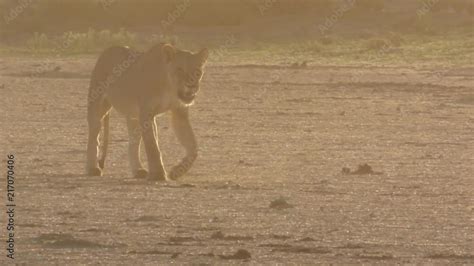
194,69,202,77
176,68,185,77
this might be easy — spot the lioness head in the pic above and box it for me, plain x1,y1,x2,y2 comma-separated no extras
162,44,208,105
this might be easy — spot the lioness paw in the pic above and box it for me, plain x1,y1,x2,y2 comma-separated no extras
87,167,103,177
148,172,167,182
134,169,148,179
168,166,184,180
168,157,195,180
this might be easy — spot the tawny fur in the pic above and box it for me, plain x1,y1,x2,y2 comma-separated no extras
86,43,208,181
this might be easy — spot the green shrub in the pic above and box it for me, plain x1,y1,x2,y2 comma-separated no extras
291,40,323,54
387,32,404,47
413,15,437,35
21,28,185,54
366,38,390,50
26,33,54,50
320,35,336,45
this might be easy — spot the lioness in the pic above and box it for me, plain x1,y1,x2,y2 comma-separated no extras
86,43,208,181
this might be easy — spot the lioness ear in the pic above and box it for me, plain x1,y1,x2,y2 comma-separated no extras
198,48,209,64
162,44,175,63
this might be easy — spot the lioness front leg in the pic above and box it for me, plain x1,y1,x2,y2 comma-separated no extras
168,107,198,180
126,118,147,179
86,115,102,176
139,109,167,181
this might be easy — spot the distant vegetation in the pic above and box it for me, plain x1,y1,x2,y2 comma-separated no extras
1,0,471,38
19,28,187,54
0,0,335,35
0,0,472,66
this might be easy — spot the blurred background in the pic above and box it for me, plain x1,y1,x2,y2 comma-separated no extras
1,2,473,264
0,0,472,64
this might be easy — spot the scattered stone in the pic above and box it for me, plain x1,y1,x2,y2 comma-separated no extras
271,234,291,240
209,216,220,223
215,181,242,190
179,183,196,188
342,167,351,174
211,231,225,239
356,252,394,260
269,196,294,209
352,164,378,175
133,215,159,222
218,249,251,260
426,253,474,260
169,236,196,243
210,231,254,241
199,252,215,257
128,250,178,255
319,179,329,185
342,163,382,175
338,243,364,249
259,243,293,248
297,237,315,242
353,163,375,174
33,233,107,249
272,245,331,254
290,61,308,68
456,95,474,105
79,227,107,233
18,223,41,228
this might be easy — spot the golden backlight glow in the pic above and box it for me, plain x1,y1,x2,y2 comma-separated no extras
0,0,473,264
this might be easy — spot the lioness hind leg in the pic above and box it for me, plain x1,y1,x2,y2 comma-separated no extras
126,118,147,179
86,99,111,176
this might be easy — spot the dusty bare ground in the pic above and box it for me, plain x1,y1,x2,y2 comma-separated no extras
0,57,473,264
